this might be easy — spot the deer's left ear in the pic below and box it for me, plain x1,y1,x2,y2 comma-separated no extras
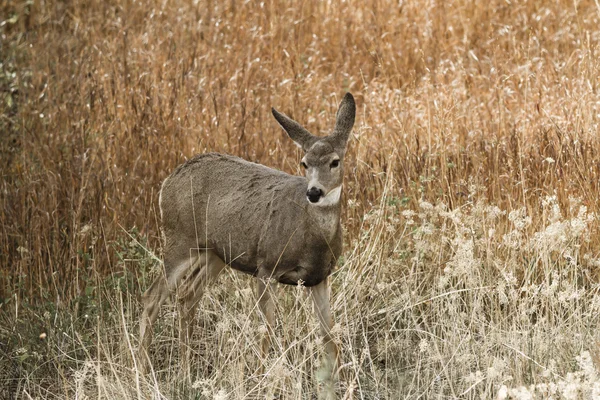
329,93,356,149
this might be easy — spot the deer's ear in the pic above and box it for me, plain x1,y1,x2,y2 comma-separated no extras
329,93,356,149
272,108,317,151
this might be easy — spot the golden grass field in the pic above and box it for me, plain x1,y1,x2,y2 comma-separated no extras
2,0,600,398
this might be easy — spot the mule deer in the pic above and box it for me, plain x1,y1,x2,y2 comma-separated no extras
139,93,356,384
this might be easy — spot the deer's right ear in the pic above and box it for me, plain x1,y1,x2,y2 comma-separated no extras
272,108,317,151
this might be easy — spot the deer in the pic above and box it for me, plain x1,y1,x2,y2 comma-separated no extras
138,93,356,386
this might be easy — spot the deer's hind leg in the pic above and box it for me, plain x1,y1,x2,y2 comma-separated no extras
138,240,199,371
177,250,226,361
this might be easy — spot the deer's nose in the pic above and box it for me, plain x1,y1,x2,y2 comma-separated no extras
307,187,323,203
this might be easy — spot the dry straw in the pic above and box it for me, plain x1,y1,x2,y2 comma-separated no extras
1,0,600,398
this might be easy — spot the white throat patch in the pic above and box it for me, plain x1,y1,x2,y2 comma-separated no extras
312,185,342,207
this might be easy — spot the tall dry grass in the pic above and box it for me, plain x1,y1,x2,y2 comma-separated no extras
2,0,600,398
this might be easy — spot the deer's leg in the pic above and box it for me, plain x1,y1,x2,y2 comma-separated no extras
311,278,339,384
176,255,204,369
256,277,275,373
178,250,226,362
138,243,196,371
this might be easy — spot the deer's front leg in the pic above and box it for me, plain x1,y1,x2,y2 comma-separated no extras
311,278,339,384
256,277,275,373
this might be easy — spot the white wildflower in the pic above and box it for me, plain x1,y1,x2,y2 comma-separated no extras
419,338,429,353
549,203,561,222
532,221,567,253
576,350,597,381
592,382,600,400
487,357,507,380
591,295,600,312
192,379,212,390
496,281,508,305
503,271,518,286
570,205,591,238
437,274,450,289
439,207,463,225
497,385,508,400
420,223,435,236
541,195,561,222
419,200,434,211
402,209,416,218
446,236,479,283
79,223,93,235
486,205,505,221
216,318,231,333
559,372,581,400
508,385,533,400
541,271,559,297
464,370,484,385
508,208,532,230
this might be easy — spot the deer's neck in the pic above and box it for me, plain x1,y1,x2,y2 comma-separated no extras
307,192,342,242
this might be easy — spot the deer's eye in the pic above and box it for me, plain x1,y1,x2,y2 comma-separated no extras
330,160,340,168
300,161,308,169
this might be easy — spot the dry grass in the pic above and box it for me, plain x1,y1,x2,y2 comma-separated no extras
2,0,600,398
